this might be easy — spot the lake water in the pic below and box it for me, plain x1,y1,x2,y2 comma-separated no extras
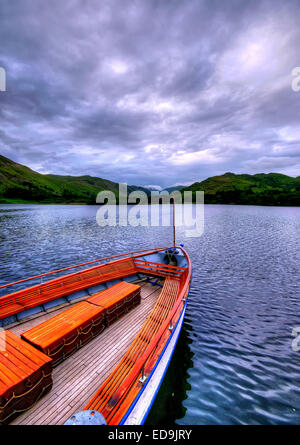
0,204,300,425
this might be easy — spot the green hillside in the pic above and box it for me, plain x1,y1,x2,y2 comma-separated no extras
163,185,185,193
182,172,300,206
1,155,299,206
0,155,147,204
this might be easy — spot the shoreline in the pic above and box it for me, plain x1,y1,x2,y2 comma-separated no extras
0,201,299,208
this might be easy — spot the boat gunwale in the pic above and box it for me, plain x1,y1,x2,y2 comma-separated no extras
0,246,171,294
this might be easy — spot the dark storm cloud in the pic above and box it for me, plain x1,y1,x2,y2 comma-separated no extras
0,0,300,187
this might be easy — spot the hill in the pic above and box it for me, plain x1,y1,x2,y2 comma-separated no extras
0,155,148,204
182,172,300,206
0,156,299,206
163,185,185,193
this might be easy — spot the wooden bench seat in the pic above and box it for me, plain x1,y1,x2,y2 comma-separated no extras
0,258,137,321
87,281,141,325
0,330,53,425
21,302,105,367
20,282,141,367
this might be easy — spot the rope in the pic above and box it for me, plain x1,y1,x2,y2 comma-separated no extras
0,381,52,424
106,290,140,315
0,371,52,410
47,317,105,357
80,318,105,335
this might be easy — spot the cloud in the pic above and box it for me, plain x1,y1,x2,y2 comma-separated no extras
0,0,300,187
143,185,163,191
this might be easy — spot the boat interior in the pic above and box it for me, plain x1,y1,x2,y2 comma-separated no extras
0,247,190,425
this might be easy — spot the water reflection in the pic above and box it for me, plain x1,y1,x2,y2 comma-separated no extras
145,319,194,425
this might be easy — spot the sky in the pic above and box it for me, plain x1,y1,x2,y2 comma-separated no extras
0,0,300,188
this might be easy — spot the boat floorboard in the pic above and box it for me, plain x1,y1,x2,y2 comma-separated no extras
10,280,162,425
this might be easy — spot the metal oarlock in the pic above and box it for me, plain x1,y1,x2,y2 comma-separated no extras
139,365,147,384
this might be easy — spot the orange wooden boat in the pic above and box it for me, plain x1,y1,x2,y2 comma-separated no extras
0,245,191,425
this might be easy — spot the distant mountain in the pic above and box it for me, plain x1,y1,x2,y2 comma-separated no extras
0,155,148,204
163,185,185,193
182,172,300,206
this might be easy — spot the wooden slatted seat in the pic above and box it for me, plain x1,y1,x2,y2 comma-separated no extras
84,277,179,424
0,258,137,321
20,281,141,367
0,330,53,425
134,259,186,279
87,282,141,325
21,302,105,367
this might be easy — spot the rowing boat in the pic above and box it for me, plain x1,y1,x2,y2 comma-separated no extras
0,245,191,425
